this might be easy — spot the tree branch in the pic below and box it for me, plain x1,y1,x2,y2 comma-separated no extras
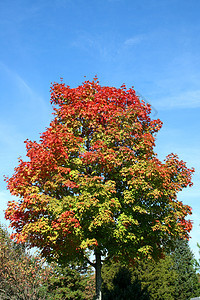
84,255,96,268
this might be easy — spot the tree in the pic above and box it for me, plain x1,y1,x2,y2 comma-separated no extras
0,223,51,299
44,263,94,300
5,78,194,299
131,255,178,299
172,239,200,299
102,240,200,300
194,243,200,287
102,256,177,300
102,265,150,300
0,223,94,299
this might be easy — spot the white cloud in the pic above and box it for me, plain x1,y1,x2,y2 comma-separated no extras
0,62,52,136
124,35,145,46
0,62,52,207
0,62,48,109
71,32,120,61
71,32,146,63
155,89,200,109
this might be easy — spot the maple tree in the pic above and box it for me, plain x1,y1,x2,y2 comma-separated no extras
5,78,194,300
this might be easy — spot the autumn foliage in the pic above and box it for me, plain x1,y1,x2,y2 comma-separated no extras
0,224,51,299
5,78,194,266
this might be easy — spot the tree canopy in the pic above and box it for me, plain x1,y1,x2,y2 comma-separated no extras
5,78,194,299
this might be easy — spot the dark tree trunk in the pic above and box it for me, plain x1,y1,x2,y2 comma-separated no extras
95,250,102,300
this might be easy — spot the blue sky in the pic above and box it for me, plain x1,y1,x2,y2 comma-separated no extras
0,0,200,258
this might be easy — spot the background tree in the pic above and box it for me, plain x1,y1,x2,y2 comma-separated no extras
0,223,51,300
0,223,95,299
102,256,177,300
172,239,200,300
132,240,200,300
131,255,178,299
193,243,200,287
102,265,150,300
5,78,194,299
44,263,94,300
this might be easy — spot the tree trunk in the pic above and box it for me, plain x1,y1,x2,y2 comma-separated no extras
95,250,102,300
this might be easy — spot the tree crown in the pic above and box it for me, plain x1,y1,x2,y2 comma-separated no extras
5,78,194,264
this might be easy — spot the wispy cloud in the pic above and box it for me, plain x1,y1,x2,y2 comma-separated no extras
124,35,145,46
0,61,51,121
0,62,52,184
71,32,121,61
71,32,146,63
1,62,40,101
154,89,200,109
